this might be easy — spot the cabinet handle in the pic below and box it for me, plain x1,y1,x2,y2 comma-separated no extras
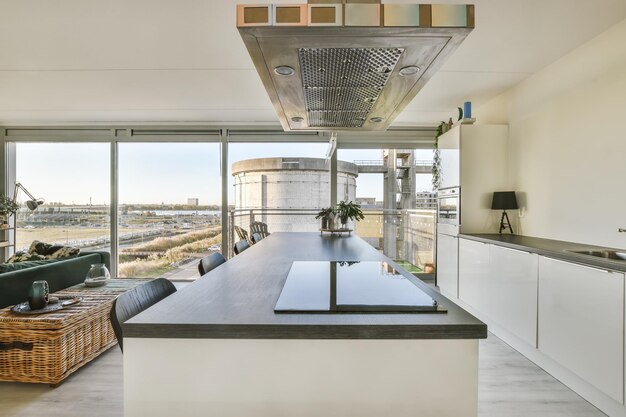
619,228,626,233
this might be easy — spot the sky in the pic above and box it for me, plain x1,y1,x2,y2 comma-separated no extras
15,143,434,206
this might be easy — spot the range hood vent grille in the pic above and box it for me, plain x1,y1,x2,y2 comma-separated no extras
299,47,403,128
237,3,474,131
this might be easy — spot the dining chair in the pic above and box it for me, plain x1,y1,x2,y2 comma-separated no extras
249,221,270,240
110,278,177,352
251,232,265,244
234,225,250,243
233,239,250,255
198,252,226,276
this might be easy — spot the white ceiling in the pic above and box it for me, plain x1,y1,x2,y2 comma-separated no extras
0,0,624,127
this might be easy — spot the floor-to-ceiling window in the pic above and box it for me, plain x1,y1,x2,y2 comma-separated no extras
3,127,436,276
117,143,221,279
14,143,111,253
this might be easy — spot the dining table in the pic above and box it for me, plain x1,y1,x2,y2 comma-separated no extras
123,232,486,417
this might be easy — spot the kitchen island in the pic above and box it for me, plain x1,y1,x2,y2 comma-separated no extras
123,233,486,417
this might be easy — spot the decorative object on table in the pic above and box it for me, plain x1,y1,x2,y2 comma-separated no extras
12,297,81,315
315,207,336,229
423,263,435,274
335,200,364,229
319,228,353,236
28,280,49,310
84,263,111,287
491,191,518,234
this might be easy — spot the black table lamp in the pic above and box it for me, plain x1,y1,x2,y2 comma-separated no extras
491,191,518,234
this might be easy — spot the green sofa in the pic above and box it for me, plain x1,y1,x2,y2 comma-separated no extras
0,251,111,309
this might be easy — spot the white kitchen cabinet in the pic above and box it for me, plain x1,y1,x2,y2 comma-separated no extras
438,124,509,234
538,256,624,403
458,238,490,310
489,245,538,347
436,233,458,298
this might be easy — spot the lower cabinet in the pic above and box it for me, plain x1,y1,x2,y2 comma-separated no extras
459,239,538,347
436,233,459,298
458,238,490,310
538,256,624,403
489,245,538,347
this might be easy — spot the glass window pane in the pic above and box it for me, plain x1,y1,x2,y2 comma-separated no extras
228,143,328,245
338,148,436,275
118,143,221,280
14,143,111,255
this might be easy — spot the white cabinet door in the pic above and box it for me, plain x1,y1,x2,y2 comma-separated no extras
458,238,490,310
538,256,624,403
489,245,538,347
436,233,458,298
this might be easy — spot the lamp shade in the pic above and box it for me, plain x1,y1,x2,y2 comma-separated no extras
491,191,518,210
26,199,44,211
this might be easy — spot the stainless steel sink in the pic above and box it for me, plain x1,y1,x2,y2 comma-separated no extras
569,250,626,261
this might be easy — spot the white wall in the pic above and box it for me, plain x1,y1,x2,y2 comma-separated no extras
477,18,626,248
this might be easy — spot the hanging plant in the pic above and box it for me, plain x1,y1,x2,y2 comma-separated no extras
432,108,463,191
431,121,445,191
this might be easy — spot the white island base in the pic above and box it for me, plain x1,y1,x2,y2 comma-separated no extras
124,338,478,417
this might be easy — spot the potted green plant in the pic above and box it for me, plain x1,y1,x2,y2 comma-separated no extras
336,200,364,229
315,207,335,229
0,195,19,228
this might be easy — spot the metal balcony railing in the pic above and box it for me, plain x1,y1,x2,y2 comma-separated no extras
228,207,436,272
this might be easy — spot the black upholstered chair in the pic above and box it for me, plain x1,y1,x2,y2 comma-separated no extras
249,221,270,240
233,239,250,255
251,232,264,244
110,278,177,352
198,252,226,276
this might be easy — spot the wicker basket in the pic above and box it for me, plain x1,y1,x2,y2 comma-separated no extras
0,279,149,385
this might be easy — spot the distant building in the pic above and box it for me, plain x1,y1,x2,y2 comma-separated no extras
232,157,358,232
187,198,199,206
356,197,382,209
416,191,437,209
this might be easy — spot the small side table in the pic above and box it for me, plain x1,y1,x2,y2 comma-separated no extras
319,228,353,236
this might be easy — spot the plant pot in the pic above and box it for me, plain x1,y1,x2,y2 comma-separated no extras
340,215,349,229
321,217,329,229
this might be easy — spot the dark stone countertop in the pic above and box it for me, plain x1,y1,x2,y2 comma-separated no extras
460,233,626,273
124,232,487,340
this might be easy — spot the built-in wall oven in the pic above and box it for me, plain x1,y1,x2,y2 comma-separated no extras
437,187,460,230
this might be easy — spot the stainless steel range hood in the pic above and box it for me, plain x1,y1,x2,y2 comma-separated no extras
237,1,474,131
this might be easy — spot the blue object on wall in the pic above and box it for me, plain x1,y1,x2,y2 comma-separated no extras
463,101,472,118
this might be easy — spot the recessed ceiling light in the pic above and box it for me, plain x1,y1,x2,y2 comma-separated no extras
291,116,304,122
370,117,384,123
399,66,420,76
274,66,295,76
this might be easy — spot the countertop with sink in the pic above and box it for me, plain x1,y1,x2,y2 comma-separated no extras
460,233,626,273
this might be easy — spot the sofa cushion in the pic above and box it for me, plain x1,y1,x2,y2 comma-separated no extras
6,240,80,263
0,259,63,273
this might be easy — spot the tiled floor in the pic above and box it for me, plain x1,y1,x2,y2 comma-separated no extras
0,333,606,417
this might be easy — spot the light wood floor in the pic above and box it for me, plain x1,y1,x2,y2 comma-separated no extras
0,333,606,417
